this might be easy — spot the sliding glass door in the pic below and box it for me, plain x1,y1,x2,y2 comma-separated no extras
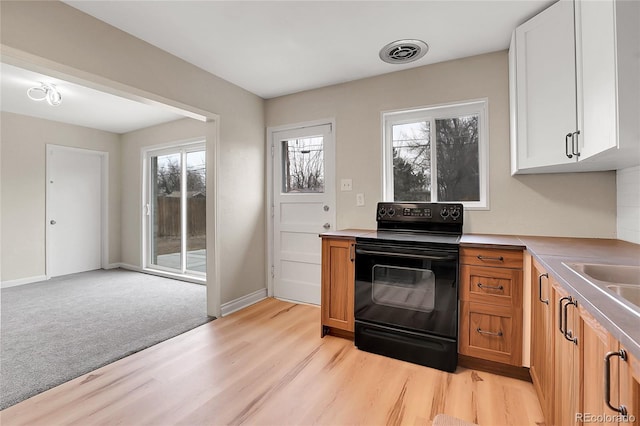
147,142,206,277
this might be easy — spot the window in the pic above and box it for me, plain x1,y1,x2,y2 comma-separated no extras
383,100,488,209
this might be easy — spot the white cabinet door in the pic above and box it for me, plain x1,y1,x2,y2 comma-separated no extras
575,0,618,160
512,0,578,173
512,0,577,173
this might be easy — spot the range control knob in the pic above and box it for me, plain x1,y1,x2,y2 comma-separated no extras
440,208,450,219
378,207,386,217
451,208,461,220
387,208,395,217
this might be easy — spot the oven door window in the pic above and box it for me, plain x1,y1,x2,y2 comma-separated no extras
372,265,435,312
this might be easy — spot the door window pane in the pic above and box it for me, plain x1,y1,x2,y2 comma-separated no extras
392,121,431,201
281,137,324,193
435,115,480,201
152,153,182,269
186,151,206,273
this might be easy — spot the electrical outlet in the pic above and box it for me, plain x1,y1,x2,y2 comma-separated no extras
356,193,365,206
340,179,353,191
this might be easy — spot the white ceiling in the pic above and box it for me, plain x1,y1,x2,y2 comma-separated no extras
0,63,185,134
2,1,554,133
65,0,554,99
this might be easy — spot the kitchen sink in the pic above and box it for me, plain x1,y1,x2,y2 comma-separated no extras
565,263,640,286
606,285,640,308
564,262,640,312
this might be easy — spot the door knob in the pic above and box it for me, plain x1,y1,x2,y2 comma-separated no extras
323,223,331,229
50,220,56,225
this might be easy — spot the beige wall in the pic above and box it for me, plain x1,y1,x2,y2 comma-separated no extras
1,1,266,309
119,117,268,305
266,51,617,238
120,118,205,268
0,112,122,282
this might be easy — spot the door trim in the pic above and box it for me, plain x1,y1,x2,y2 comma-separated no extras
45,144,109,279
265,118,336,299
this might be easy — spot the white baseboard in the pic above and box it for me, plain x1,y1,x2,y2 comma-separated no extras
116,263,142,272
221,288,268,317
104,263,126,270
1,275,48,289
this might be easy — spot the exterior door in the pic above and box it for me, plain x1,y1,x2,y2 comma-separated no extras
47,145,103,277
145,143,206,277
272,123,335,305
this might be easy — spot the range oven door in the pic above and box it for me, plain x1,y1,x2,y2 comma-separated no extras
354,242,459,339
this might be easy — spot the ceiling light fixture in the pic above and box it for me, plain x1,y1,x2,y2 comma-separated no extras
27,82,62,106
379,39,429,64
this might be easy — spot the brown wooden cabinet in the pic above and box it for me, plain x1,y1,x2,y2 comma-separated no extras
459,247,523,365
548,274,639,426
530,257,554,423
619,345,640,424
551,279,580,426
320,236,355,337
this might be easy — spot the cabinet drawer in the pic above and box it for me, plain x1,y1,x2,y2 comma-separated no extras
460,247,523,269
460,265,522,308
459,301,522,365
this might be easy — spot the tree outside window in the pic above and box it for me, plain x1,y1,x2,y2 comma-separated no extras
385,100,487,208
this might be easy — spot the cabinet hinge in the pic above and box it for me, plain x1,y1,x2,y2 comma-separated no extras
271,205,274,217
271,265,275,278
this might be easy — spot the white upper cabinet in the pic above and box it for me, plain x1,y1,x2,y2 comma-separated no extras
511,0,579,175
510,0,640,175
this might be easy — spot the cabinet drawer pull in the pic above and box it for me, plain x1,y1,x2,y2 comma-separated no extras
476,255,504,262
476,327,503,337
477,283,504,291
538,273,549,305
604,349,628,416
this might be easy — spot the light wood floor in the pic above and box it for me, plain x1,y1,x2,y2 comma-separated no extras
1,298,543,425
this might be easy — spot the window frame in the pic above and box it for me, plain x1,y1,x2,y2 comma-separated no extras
382,99,489,210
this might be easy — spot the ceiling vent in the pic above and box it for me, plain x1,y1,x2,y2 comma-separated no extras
379,39,429,64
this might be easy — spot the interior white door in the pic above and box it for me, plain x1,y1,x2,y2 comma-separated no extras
272,123,335,305
48,146,103,277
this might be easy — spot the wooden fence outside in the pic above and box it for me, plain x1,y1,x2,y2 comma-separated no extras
156,196,206,237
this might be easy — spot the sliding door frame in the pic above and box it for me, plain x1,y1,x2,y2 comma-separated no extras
142,139,207,281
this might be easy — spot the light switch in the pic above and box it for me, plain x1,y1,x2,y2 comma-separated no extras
340,179,353,191
356,193,365,206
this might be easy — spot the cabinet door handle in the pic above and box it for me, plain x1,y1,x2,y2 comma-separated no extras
477,283,504,291
571,130,581,157
565,133,574,159
476,255,504,262
538,273,549,305
476,328,503,337
558,296,571,335
563,298,578,345
604,349,628,416
349,243,355,262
